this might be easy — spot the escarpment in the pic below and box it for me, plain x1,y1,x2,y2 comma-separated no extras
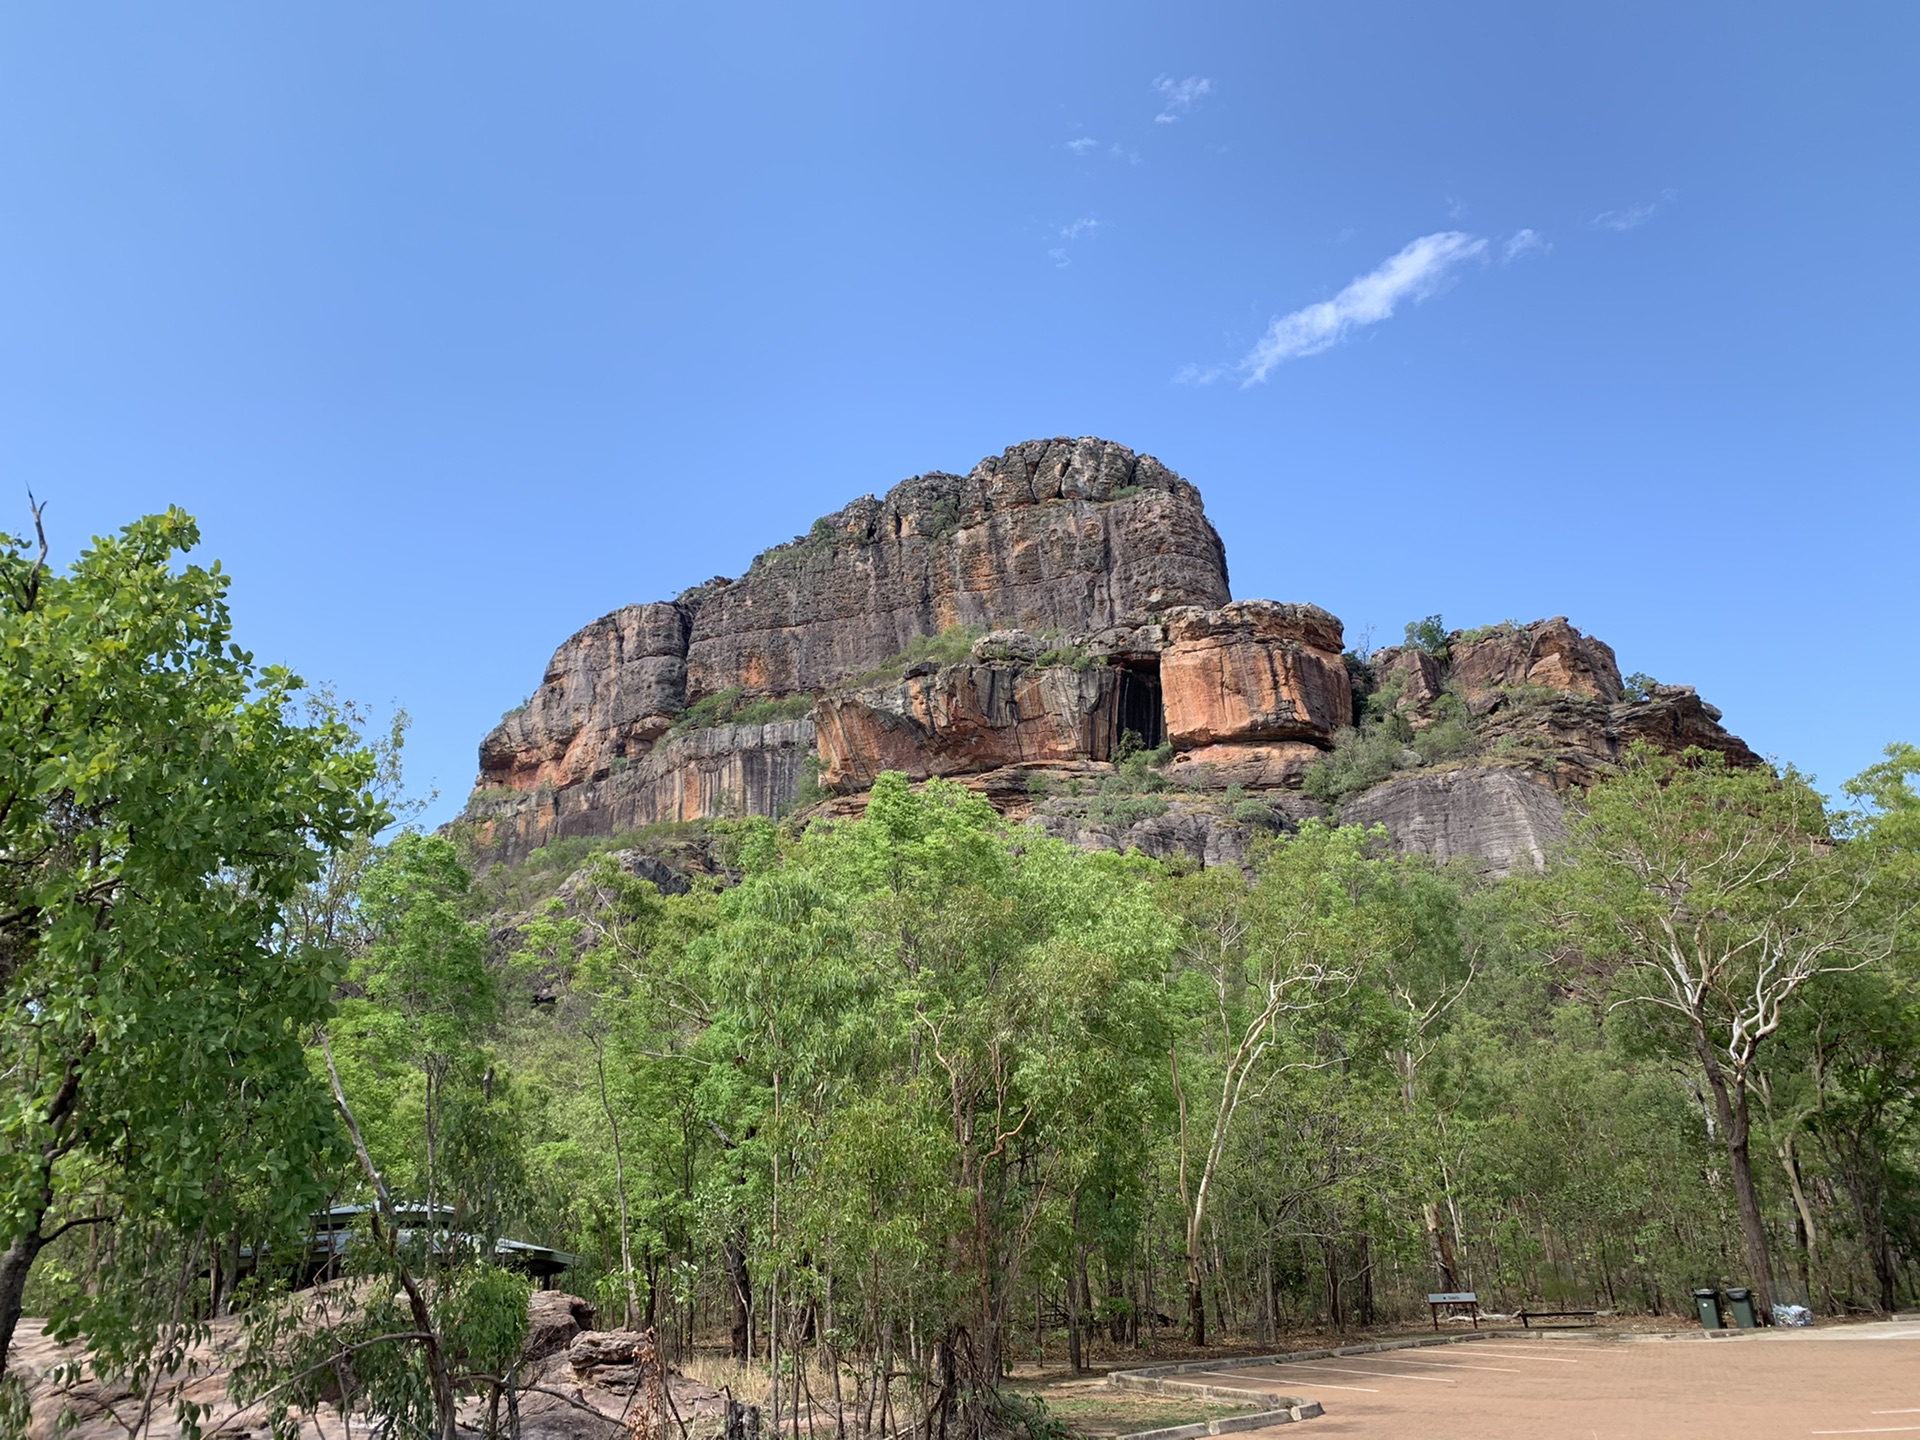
459,437,1760,875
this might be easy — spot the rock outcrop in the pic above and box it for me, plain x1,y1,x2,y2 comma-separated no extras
1160,601,1351,747
1342,768,1570,878
684,438,1230,697
814,662,1135,791
459,438,1762,874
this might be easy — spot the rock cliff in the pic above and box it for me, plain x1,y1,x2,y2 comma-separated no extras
459,439,1761,873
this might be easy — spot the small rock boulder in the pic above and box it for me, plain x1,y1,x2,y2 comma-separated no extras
525,1291,597,1362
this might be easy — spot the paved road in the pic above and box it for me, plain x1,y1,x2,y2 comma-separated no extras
1201,1324,1920,1439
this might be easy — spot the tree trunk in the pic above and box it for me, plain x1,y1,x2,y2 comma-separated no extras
726,1237,753,1361
1422,1201,1460,1292
0,1229,46,1366
593,1043,641,1329
1185,1268,1206,1349
1693,1030,1776,1314
0,1067,80,1367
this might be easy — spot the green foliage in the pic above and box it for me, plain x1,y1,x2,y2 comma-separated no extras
1453,620,1520,645
785,754,828,814
0,505,384,1375
1403,614,1450,658
671,688,815,732
854,625,983,683
1089,787,1170,828
1032,642,1096,669
1301,725,1408,807
1622,671,1659,701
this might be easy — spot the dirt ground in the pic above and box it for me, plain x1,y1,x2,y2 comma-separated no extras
1184,1320,1920,1439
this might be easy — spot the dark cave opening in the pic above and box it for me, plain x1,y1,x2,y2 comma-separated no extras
1114,659,1165,752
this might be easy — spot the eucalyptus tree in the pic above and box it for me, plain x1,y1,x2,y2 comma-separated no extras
1161,822,1408,1346
1533,746,1895,1315
0,507,382,1375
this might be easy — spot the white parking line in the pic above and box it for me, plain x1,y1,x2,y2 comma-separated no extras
1371,1355,1521,1373
1465,1347,1582,1363
1273,1362,1456,1384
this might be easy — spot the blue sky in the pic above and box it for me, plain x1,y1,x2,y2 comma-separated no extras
4,4,1914,823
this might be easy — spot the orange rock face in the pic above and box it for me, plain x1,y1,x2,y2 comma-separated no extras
1445,617,1624,715
1159,601,1351,749
814,663,1136,792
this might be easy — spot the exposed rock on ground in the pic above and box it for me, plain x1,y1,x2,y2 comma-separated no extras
6,1295,722,1440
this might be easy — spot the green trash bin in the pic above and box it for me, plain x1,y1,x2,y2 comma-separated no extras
1724,1287,1760,1328
1692,1287,1723,1329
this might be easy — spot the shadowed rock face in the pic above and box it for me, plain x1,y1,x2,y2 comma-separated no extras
469,720,817,860
814,663,1133,792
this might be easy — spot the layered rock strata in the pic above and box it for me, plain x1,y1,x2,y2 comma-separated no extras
461,440,1761,873
1341,768,1571,878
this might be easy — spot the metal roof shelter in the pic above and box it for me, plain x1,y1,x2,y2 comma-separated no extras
245,1205,580,1291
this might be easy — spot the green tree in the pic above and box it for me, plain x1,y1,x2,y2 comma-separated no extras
1530,747,1894,1315
0,506,382,1372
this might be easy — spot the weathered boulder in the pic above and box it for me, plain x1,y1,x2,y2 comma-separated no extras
814,663,1137,792
1160,601,1351,748
684,437,1229,698
1165,741,1325,790
1341,767,1569,876
1446,617,1624,715
1611,684,1763,767
1372,646,1446,713
526,1291,597,1362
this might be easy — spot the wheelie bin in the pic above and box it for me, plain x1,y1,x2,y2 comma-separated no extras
1692,1287,1724,1329
1724,1287,1761,1328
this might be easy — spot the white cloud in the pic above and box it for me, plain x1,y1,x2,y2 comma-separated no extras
1446,195,1469,219
1591,202,1655,232
1152,74,1212,123
1058,216,1102,241
1503,228,1549,261
1219,231,1489,385
1065,136,1098,155
1110,143,1142,165
1048,247,1070,268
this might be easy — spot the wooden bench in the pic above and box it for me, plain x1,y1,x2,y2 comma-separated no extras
1518,1308,1598,1328
1428,1291,1479,1330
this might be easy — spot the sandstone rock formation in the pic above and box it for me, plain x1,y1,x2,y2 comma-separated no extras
814,662,1136,791
1159,601,1351,747
1341,767,1570,878
459,438,1761,874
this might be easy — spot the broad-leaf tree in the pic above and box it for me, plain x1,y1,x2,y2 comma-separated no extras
0,507,381,1367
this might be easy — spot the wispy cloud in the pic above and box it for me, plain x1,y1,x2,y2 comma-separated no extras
1048,247,1071,268
1186,231,1490,386
1445,195,1469,219
1591,189,1677,232
1065,136,1098,155
1592,203,1655,232
1152,74,1212,123
1110,143,1142,165
1058,216,1102,241
1503,228,1549,261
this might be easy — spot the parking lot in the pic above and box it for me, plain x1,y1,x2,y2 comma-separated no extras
1193,1322,1920,1439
